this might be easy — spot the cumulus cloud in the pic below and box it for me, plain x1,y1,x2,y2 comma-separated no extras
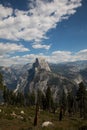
72,49,87,61
0,53,40,66
49,51,72,63
0,49,87,66
0,5,13,20
32,43,51,50
46,50,87,63
0,0,82,48
0,0,84,65
0,43,29,56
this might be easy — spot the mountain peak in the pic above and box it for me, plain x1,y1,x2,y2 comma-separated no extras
33,58,51,72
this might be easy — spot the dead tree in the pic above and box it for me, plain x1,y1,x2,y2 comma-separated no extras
34,103,39,126
59,106,63,121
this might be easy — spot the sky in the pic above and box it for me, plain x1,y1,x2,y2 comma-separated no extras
0,0,87,66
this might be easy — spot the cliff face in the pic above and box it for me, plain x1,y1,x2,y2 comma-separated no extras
33,58,51,72
14,58,77,100
1,58,83,100
14,58,51,93
16,58,51,93
50,61,87,85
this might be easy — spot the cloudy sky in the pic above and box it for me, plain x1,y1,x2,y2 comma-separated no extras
0,0,87,66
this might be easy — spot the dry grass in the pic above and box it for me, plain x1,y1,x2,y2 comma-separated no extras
0,105,87,130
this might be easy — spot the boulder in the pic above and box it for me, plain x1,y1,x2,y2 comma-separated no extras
42,121,53,127
20,110,24,114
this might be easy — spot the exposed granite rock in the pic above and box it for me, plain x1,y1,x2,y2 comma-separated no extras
15,58,77,100
1,58,85,100
33,58,51,72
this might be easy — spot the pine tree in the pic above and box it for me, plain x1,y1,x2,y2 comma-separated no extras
41,93,47,110
0,73,4,90
16,92,24,106
67,91,74,117
60,89,67,115
77,82,87,118
30,91,35,106
37,89,46,109
3,88,9,104
45,86,53,111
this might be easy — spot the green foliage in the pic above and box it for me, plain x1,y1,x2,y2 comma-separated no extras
0,105,87,130
25,91,35,106
37,89,44,108
41,93,47,110
0,73,4,90
45,86,53,111
59,89,67,115
3,88,25,106
67,91,74,116
30,91,35,105
76,82,87,118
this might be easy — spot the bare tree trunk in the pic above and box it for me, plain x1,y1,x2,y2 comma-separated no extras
34,103,39,126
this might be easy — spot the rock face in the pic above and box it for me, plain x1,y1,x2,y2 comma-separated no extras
0,63,32,90
50,60,87,84
33,58,51,72
0,59,87,100
15,58,77,100
14,58,51,93
16,58,51,93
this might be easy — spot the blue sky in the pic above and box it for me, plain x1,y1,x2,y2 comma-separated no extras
0,0,87,66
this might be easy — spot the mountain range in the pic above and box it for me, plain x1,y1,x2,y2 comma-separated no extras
50,60,87,84
0,59,87,99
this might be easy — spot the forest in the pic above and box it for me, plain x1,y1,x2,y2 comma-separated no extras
0,72,87,130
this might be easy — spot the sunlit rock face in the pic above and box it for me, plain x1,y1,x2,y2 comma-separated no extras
1,59,87,101
33,58,51,72
16,58,77,100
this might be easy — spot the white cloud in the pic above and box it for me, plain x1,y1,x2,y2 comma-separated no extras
0,49,87,66
49,50,72,63
0,0,84,65
0,43,29,56
0,5,13,20
0,0,82,45
72,49,87,61
32,43,51,50
76,49,87,54
47,49,87,63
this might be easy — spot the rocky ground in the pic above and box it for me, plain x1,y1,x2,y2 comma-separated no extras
0,105,87,130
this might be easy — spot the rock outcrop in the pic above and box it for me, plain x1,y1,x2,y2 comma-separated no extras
1,58,87,100
33,58,51,72
15,58,77,100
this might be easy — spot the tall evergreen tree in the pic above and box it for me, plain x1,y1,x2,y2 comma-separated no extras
29,90,35,106
16,92,24,106
37,89,42,107
45,86,53,111
77,82,87,118
67,91,74,116
41,93,47,110
0,73,4,90
60,89,67,115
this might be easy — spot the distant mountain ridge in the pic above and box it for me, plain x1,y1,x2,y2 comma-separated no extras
14,58,77,100
0,59,87,99
50,60,87,84
0,63,32,90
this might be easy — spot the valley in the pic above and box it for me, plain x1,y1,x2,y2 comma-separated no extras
0,58,87,130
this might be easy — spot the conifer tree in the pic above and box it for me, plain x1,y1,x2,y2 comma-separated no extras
60,89,67,115
30,90,35,106
0,73,4,90
46,86,53,111
67,91,74,116
77,82,87,118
